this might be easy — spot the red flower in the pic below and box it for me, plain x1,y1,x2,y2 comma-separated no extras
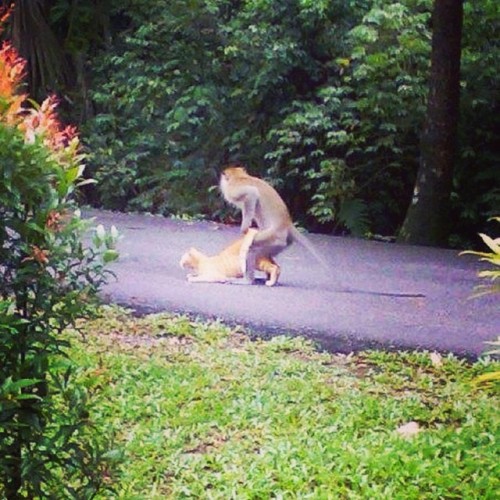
46,210,63,232
1,6,82,166
0,41,27,121
22,246,50,266
0,7,26,118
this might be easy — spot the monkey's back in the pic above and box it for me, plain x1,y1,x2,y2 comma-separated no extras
250,175,292,229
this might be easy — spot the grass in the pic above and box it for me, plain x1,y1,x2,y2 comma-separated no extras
67,307,499,499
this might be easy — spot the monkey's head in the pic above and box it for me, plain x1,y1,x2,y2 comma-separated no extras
221,165,248,181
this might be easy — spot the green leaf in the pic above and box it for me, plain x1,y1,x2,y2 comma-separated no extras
102,249,119,263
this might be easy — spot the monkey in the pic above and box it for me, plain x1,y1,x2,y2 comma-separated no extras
219,165,330,283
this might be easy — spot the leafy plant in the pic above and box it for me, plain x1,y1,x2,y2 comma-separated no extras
460,217,499,385
473,337,500,386
461,217,500,297
0,11,118,498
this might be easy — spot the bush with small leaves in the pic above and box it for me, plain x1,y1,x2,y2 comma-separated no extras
0,9,118,498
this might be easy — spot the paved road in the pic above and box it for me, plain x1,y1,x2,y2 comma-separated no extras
85,209,498,359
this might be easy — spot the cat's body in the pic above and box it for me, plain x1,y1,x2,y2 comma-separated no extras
180,228,280,286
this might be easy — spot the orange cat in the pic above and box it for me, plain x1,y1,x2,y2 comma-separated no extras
180,228,280,286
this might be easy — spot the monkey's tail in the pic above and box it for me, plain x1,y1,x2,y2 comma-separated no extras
290,226,331,271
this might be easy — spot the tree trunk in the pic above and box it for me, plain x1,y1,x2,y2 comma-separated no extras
398,0,463,247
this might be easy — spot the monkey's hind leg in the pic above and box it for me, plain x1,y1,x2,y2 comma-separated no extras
264,262,280,287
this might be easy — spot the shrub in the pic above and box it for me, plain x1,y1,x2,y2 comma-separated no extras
0,10,118,498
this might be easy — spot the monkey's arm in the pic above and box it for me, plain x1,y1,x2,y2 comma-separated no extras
239,186,259,233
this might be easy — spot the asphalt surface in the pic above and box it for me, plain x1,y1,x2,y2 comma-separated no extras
85,209,498,359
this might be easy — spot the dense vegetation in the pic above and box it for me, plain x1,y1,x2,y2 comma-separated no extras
1,0,498,247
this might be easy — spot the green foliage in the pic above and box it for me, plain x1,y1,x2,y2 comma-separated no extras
84,0,430,235
265,0,431,235
265,93,369,234
84,0,359,220
66,307,500,497
0,34,119,498
81,0,498,242
83,0,225,213
451,1,500,247
461,217,500,297
474,338,500,386
0,124,118,497
462,216,499,386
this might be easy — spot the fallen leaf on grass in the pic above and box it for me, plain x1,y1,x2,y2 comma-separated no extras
396,421,421,438
430,352,443,367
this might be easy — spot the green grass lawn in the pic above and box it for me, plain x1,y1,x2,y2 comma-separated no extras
69,307,499,499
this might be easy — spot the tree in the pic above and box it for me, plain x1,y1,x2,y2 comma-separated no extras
0,0,113,119
1,0,67,98
399,0,464,246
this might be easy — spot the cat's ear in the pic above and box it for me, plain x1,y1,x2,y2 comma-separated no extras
189,247,203,257
179,252,191,268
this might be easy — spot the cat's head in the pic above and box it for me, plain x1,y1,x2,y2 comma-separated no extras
179,248,204,272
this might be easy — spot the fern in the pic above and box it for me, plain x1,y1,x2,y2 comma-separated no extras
338,198,371,237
